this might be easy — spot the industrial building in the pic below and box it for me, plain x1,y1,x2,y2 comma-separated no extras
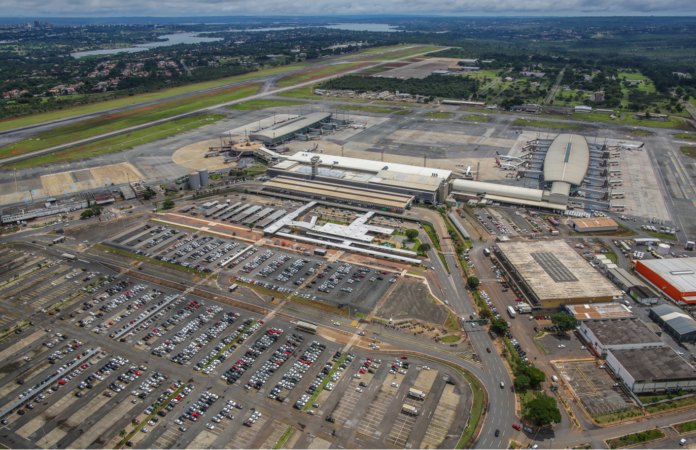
628,285,659,305
649,303,696,343
568,217,619,232
1,190,115,224
494,240,622,309
635,259,696,304
578,318,664,357
249,112,332,145
265,153,451,205
606,347,696,393
607,267,646,292
564,303,633,321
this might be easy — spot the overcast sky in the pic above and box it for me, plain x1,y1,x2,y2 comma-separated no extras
3,0,696,18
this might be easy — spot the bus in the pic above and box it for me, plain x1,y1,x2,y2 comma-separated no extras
228,284,238,292
296,321,318,334
402,405,419,416
408,388,425,400
61,253,76,261
507,306,516,318
483,248,491,257
53,236,65,244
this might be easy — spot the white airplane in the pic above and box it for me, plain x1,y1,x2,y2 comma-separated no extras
455,166,477,177
620,142,644,150
498,155,524,162
303,144,319,153
494,159,518,171
351,122,368,129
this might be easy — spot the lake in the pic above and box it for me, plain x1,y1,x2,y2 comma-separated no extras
70,32,223,58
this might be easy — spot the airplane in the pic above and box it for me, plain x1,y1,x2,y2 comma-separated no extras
620,142,644,150
303,144,320,153
498,155,524,162
351,122,368,129
455,166,477,177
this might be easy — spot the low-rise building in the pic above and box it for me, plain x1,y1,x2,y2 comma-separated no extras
564,303,632,321
607,267,645,292
606,347,696,393
578,318,664,357
649,303,696,343
628,285,659,305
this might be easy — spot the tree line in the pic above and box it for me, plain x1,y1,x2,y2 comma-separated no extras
319,74,480,99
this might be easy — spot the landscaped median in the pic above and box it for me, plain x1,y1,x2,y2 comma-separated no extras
289,295,350,317
235,280,290,299
201,320,258,371
273,426,295,449
303,353,347,410
114,383,186,449
605,429,665,449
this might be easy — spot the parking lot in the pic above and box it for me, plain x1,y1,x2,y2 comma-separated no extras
555,360,637,416
537,331,592,360
0,240,470,450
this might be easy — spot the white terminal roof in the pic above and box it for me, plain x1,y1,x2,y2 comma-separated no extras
639,259,696,294
498,240,623,301
543,134,590,185
249,112,332,142
287,153,452,180
452,179,543,202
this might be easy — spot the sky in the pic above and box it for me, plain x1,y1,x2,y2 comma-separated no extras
2,0,696,18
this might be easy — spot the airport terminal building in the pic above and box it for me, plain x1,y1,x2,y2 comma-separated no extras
250,113,332,145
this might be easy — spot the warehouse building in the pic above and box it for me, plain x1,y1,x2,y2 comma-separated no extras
606,347,696,393
249,112,332,145
568,217,619,233
649,303,696,343
564,303,633,321
494,240,622,309
607,267,646,292
578,318,664,357
628,285,659,305
1,190,115,224
265,153,451,205
635,259,696,304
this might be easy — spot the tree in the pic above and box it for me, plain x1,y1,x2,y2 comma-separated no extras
490,318,509,335
467,276,480,290
80,209,93,219
525,367,546,387
479,308,493,319
405,229,419,240
248,223,254,229
418,243,431,254
243,188,249,194
551,312,578,332
119,430,127,438
162,199,175,210
525,394,562,427
92,206,103,216
514,374,531,390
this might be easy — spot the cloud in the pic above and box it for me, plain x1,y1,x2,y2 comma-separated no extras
3,0,696,17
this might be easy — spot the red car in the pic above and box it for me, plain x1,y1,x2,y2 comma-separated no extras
401,356,408,360
359,369,366,374
486,348,491,353
512,424,521,431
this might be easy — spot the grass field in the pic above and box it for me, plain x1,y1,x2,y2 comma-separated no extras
0,83,259,161
276,62,370,87
229,99,305,110
0,64,316,132
424,111,454,118
439,334,460,343
645,230,678,241
592,408,643,425
6,114,225,169
463,115,490,121
674,133,696,140
359,45,443,61
573,112,693,130
513,119,584,130
277,85,325,100
332,44,414,61
335,105,402,114
681,146,696,158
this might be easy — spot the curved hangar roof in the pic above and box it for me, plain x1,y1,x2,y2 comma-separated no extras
543,134,589,186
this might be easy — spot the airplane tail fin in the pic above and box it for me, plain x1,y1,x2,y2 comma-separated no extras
639,143,644,148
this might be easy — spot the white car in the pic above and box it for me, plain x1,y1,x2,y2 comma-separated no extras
356,388,363,393
558,345,566,348
391,382,399,387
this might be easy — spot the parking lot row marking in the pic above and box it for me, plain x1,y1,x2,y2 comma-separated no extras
67,395,141,449
420,384,459,449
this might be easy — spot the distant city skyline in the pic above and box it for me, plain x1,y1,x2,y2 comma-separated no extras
1,0,696,19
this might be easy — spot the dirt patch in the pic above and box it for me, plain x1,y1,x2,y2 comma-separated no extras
379,277,449,325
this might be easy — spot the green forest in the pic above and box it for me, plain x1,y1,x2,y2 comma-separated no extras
318,74,480,99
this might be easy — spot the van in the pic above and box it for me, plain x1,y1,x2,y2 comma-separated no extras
500,382,505,388
551,375,558,383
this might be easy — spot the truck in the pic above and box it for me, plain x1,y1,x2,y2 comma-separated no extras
507,306,517,318
548,218,559,226
228,284,238,292
483,248,491,257
61,253,76,261
408,388,426,400
402,404,419,416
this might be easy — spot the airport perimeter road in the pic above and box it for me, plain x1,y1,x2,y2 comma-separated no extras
411,209,518,448
0,46,447,159
543,65,567,104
